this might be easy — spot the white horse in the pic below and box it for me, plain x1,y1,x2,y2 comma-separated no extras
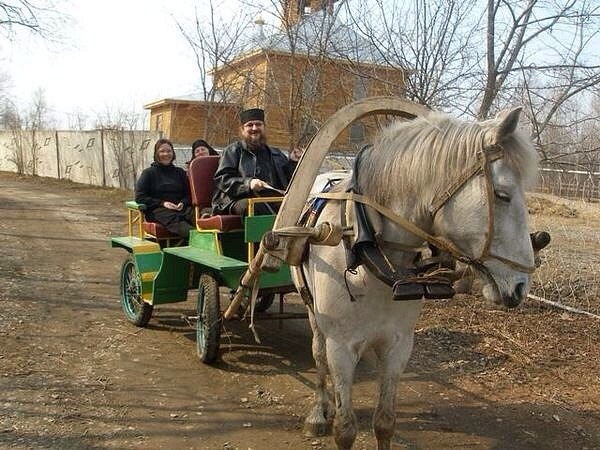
298,108,538,449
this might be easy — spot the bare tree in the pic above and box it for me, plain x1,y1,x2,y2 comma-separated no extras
341,0,600,173
2,101,27,173
0,0,67,39
95,108,149,189
343,0,480,111
477,0,600,120
26,87,51,174
175,0,252,143
179,0,388,149
0,1,69,132
257,0,348,149
67,109,90,131
238,0,395,149
0,70,10,106
176,0,600,172
2,89,52,175
176,1,251,103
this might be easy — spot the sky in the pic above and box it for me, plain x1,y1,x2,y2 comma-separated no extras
2,0,206,128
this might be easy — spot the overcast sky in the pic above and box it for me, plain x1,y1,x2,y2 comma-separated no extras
2,0,205,128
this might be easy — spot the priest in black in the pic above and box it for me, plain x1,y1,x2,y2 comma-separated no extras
212,108,303,216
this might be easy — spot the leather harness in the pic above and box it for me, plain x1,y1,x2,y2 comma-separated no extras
300,142,535,304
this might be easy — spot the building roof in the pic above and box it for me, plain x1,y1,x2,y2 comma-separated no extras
241,9,383,65
143,96,235,110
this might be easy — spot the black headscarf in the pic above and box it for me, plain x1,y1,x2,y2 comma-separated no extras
187,139,218,165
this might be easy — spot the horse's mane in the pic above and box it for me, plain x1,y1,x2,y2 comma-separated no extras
357,111,538,212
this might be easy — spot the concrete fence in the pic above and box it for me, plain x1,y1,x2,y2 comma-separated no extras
0,129,162,190
3,131,599,204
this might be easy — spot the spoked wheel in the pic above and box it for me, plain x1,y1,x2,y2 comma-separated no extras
120,256,153,327
254,293,275,313
196,274,221,364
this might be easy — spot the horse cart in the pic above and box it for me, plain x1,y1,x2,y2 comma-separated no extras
110,97,431,364
112,97,554,449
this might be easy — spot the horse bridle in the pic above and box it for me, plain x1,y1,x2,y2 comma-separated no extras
429,143,535,274
316,143,536,275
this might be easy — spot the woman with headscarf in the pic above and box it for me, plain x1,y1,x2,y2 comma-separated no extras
135,138,194,239
186,139,218,167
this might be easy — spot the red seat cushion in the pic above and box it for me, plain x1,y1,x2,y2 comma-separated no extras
143,221,178,239
188,156,220,209
196,215,242,232
188,155,243,232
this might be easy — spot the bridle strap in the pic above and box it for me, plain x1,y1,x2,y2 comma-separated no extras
429,145,504,217
488,252,535,273
314,191,475,265
480,149,496,259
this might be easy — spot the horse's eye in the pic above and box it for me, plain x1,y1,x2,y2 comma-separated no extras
495,190,511,203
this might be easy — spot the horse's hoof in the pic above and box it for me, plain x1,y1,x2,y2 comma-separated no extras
304,420,331,437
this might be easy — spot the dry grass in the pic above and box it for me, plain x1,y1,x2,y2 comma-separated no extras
527,193,600,315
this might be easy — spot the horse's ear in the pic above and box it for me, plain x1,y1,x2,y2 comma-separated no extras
488,107,522,145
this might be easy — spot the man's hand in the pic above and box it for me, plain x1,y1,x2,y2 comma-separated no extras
289,147,304,162
250,178,268,192
163,201,183,211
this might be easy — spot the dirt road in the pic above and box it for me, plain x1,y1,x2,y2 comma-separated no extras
1,172,599,450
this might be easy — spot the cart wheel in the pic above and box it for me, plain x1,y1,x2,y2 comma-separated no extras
120,256,153,327
196,274,221,364
254,293,275,313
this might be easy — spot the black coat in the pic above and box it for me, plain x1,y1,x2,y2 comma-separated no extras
135,162,191,216
212,141,297,214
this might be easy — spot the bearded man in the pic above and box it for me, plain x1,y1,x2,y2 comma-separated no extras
212,108,303,216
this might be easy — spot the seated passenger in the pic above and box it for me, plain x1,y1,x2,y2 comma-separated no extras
186,139,218,168
212,108,303,216
135,138,194,239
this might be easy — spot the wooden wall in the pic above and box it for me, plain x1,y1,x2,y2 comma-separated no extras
147,49,406,152
148,102,238,149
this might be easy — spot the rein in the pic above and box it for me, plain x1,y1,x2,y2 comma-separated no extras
314,144,535,275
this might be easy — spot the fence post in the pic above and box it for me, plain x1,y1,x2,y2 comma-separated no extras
100,129,106,187
55,131,61,179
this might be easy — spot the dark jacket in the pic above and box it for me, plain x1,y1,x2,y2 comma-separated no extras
135,162,191,215
212,141,297,214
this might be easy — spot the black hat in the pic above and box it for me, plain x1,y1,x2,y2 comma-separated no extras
239,108,265,124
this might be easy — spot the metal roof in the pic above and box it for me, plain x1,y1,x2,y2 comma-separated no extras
241,10,382,65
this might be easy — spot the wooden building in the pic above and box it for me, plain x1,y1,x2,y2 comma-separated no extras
144,0,406,151
143,98,238,149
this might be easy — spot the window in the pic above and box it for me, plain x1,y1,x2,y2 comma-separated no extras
303,67,319,99
349,121,365,144
242,72,255,100
300,114,319,145
155,114,163,131
353,75,368,101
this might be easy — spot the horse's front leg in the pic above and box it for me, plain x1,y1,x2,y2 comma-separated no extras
373,368,398,450
373,336,414,450
305,310,334,436
328,340,359,450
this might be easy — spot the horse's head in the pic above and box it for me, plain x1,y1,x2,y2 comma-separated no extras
360,108,538,307
430,108,538,308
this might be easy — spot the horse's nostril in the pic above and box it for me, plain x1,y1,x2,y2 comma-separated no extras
504,282,527,308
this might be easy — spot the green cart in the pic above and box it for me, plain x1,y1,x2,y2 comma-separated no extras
111,155,297,364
